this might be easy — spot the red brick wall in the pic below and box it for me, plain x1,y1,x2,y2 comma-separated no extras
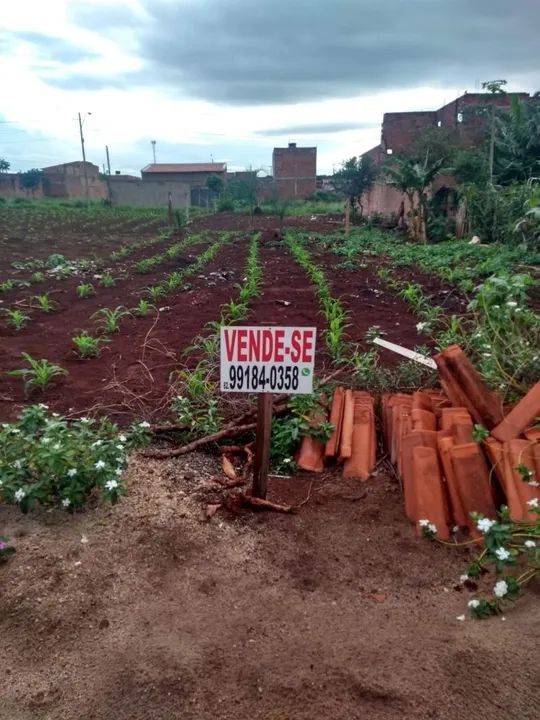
381,111,437,153
272,146,317,200
0,174,44,199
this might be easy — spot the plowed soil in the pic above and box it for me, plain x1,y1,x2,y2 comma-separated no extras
2,210,539,720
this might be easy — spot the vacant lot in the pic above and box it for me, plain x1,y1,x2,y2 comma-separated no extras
1,204,539,720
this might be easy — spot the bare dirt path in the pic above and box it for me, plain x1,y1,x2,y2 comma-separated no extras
1,453,539,720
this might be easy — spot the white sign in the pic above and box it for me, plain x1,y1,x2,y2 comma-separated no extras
220,326,316,394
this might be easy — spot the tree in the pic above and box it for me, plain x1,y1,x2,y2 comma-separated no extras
494,96,540,184
206,174,224,195
227,169,260,221
0,158,10,173
332,156,375,220
19,169,43,193
385,156,447,243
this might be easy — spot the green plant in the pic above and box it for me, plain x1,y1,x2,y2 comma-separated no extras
144,285,165,301
77,283,95,299
99,273,116,287
332,155,376,220
47,253,68,268
0,279,15,293
32,293,57,313
131,299,157,317
3,308,30,330
0,405,150,512
72,332,109,358
30,271,45,283
8,353,68,396
91,306,130,334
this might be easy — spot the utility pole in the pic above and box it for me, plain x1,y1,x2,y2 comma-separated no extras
78,112,90,205
151,140,157,164
105,145,111,175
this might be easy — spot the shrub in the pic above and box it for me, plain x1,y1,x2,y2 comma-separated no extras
0,405,150,512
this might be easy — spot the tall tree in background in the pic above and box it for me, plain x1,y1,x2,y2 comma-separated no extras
332,156,375,220
0,158,10,172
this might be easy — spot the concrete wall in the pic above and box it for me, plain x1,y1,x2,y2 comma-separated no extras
141,170,225,187
42,161,107,200
272,145,317,200
109,176,191,208
0,173,44,199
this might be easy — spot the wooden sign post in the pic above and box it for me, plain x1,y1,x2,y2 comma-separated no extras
220,326,317,500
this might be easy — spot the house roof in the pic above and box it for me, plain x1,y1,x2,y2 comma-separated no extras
141,163,226,174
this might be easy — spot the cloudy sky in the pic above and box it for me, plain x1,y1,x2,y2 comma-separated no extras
1,0,539,175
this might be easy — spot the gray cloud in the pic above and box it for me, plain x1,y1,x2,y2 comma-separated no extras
52,0,540,104
257,122,377,136
10,31,98,64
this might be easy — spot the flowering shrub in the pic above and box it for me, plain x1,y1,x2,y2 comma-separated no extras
0,405,150,513
463,507,540,618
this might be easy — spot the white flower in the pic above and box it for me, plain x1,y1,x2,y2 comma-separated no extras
493,580,508,598
418,519,430,527
526,498,539,508
14,488,25,502
115,467,123,476
139,421,150,429
13,459,23,469
495,547,510,561
506,301,518,308
477,518,496,533
95,460,106,470
428,523,437,534
119,434,127,443
67,468,77,477
62,498,71,508
11,428,21,434
456,615,465,621
42,437,51,444
105,479,119,491
524,540,536,548
468,599,480,609
80,417,89,423
91,440,102,448
53,443,61,451
115,444,124,451
416,322,427,332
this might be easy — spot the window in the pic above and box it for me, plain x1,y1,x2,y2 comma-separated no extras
457,112,463,123
386,148,393,155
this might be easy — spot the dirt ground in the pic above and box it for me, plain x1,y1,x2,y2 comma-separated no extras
2,452,540,720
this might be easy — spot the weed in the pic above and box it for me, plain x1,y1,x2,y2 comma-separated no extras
99,273,116,287
30,272,45,283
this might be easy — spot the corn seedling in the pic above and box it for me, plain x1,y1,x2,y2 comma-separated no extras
32,293,58,313
0,280,15,293
91,306,131,334
99,273,116,287
72,332,109,358
77,283,95,299
131,299,156,317
30,271,45,283
144,285,165,301
8,352,68,396
4,309,30,330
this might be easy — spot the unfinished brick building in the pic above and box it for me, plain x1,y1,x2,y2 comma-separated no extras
360,91,535,218
272,143,317,200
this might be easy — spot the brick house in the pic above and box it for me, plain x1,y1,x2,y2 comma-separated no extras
360,92,535,219
42,161,107,200
272,143,317,200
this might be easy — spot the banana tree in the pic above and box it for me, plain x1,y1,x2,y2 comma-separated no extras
385,156,447,243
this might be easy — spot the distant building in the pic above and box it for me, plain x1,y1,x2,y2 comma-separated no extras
42,161,107,200
272,143,317,200
141,163,226,206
